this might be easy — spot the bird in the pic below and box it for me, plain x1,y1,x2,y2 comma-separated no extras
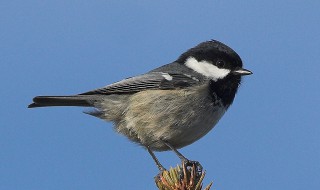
28,40,252,170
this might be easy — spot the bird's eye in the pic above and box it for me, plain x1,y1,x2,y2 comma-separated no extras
216,60,225,68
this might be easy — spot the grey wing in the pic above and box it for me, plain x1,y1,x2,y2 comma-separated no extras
80,72,202,95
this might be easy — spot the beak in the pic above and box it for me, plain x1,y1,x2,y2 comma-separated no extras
232,68,253,76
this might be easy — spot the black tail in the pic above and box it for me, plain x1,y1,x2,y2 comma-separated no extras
28,95,94,108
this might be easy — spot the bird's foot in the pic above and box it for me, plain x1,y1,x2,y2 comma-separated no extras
181,159,203,177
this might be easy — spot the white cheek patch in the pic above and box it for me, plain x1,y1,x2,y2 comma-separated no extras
161,73,173,81
185,57,230,81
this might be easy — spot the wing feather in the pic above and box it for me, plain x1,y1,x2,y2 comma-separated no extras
80,72,201,95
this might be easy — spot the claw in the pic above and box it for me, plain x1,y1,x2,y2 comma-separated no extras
182,160,203,179
183,160,203,171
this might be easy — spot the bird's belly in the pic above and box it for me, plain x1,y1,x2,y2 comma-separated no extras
149,106,225,151
114,87,226,151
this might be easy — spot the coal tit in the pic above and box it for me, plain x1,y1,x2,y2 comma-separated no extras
28,40,252,170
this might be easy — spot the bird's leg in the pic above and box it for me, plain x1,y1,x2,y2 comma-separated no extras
162,141,188,162
162,140,203,171
147,147,166,171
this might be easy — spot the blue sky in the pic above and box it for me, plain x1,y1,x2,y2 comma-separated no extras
1,1,320,189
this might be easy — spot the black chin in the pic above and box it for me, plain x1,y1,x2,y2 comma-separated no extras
209,75,241,108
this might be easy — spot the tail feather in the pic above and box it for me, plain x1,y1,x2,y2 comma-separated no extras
28,95,94,108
